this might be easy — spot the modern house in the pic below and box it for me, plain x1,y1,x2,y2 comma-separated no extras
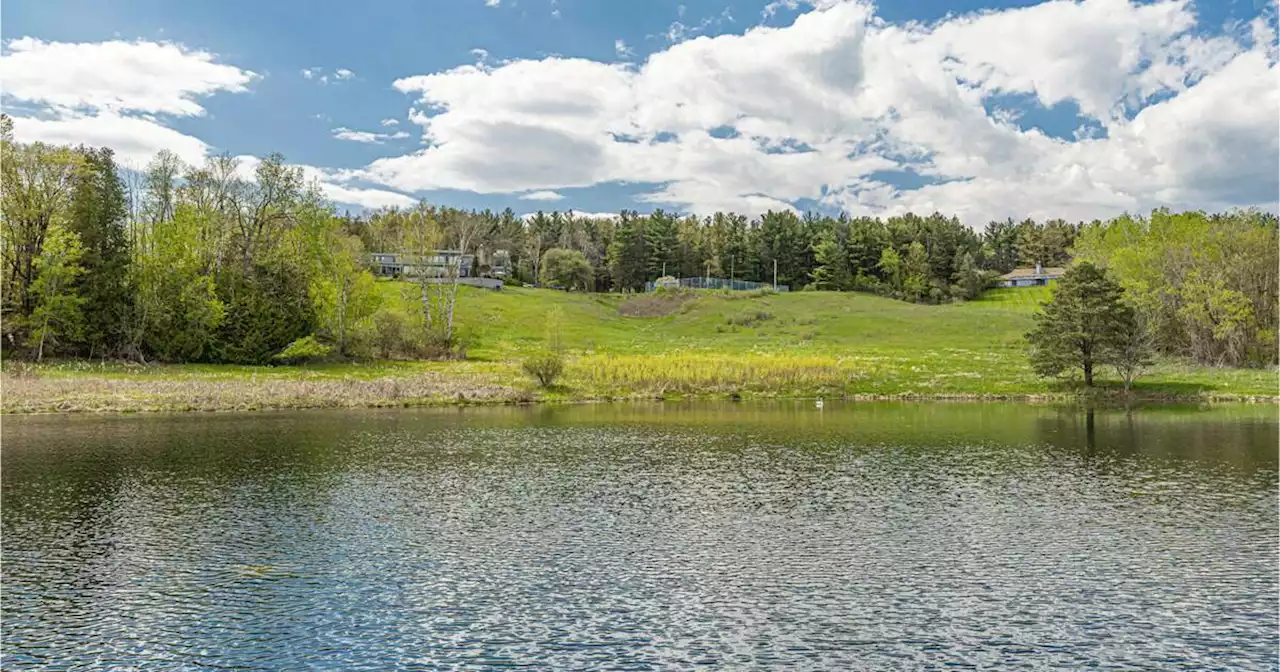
369,251,474,279
999,263,1065,287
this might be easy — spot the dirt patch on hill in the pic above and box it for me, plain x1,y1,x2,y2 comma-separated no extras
617,292,697,317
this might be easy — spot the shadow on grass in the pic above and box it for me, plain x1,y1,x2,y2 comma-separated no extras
1045,379,1215,399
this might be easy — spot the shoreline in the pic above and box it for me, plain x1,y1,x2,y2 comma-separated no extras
3,367,1275,415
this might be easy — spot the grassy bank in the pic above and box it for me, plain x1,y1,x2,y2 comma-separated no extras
4,284,1276,413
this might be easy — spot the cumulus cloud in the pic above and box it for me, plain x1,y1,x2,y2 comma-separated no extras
362,0,1278,222
331,126,411,144
520,190,565,201
615,40,634,59
234,154,418,210
521,209,618,220
0,37,255,169
0,37,256,116
381,118,400,126
9,112,210,167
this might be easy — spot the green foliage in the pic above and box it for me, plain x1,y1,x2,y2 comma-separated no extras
951,251,987,300
1073,208,1277,366
539,248,593,290
23,224,86,361
68,146,133,356
133,208,225,362
522,350,566,388
902,241,931,302
354,307,424,360
877,247,902,289
214,262,314,364
272,334,334,364
1,120,83,321
607,211,648,291
1025,263,1139,386
810,229,848,290
645,210,679,280
726,310,775,327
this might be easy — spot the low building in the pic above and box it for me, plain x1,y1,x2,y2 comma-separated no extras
370,251,474,278
999,263,1065,287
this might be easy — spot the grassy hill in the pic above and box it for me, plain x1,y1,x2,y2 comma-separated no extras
6,282,1274,412
381,281,1268,400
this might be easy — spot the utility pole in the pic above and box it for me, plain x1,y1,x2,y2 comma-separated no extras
773,259,778,289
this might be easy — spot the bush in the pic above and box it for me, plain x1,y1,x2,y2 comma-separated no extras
726,310,775,327
522,351,565,388
365,308,422,359
272,335,333,365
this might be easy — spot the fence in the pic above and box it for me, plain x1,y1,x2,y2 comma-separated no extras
645,277,790,292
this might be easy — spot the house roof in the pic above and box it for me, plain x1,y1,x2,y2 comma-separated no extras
1000,266,1066,280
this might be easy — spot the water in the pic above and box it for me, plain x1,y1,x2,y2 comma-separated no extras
2,402,1276,670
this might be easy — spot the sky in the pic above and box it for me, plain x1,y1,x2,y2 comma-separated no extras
3,0,1277,225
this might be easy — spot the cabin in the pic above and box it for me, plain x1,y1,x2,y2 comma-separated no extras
369,251,474,279
999,263,1065,287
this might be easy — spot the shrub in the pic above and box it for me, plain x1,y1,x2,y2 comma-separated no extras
272,335,334,365
365,308,422,359
522,350,565,388
726,310,775,327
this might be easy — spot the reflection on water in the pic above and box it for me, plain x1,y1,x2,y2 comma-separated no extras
2,402,1277,669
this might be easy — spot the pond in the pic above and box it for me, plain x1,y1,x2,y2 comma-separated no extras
2,402,1277,669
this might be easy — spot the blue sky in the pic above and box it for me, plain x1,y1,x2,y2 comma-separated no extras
3,0,1277,223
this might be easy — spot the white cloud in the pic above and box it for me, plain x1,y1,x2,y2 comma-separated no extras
233,154,417,210
9,112,210,167
519,190,565,201
0,37,256,116
301,67,356,85
362,0,1277,222
521,209,618,221
0,37,253,169
615,40,634,59
381,118,400,126
332,126,411,144
485,0,500,6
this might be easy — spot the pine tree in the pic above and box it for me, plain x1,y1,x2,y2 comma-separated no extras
607,210,647,291
645,210,679,280
1026,262,1138,387
68,146,132,357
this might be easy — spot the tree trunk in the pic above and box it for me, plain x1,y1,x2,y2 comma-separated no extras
1083,360,1093,387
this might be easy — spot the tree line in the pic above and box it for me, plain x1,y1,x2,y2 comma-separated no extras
3,123,1274,368
361,205,1082,302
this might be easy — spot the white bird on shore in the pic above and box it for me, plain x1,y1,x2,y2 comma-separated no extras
815,398,824,410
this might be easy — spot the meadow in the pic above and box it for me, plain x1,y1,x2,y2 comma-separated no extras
4,281,1275,413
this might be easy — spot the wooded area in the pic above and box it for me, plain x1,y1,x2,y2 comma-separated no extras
2,119,1276,367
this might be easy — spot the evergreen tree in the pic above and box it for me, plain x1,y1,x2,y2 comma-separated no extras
951,250,986,300
1026,262,1137,387
607,210,648,291
68,146,132,357
645,210,679,279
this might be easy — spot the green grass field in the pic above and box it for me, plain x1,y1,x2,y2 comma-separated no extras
6,282,1275,412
